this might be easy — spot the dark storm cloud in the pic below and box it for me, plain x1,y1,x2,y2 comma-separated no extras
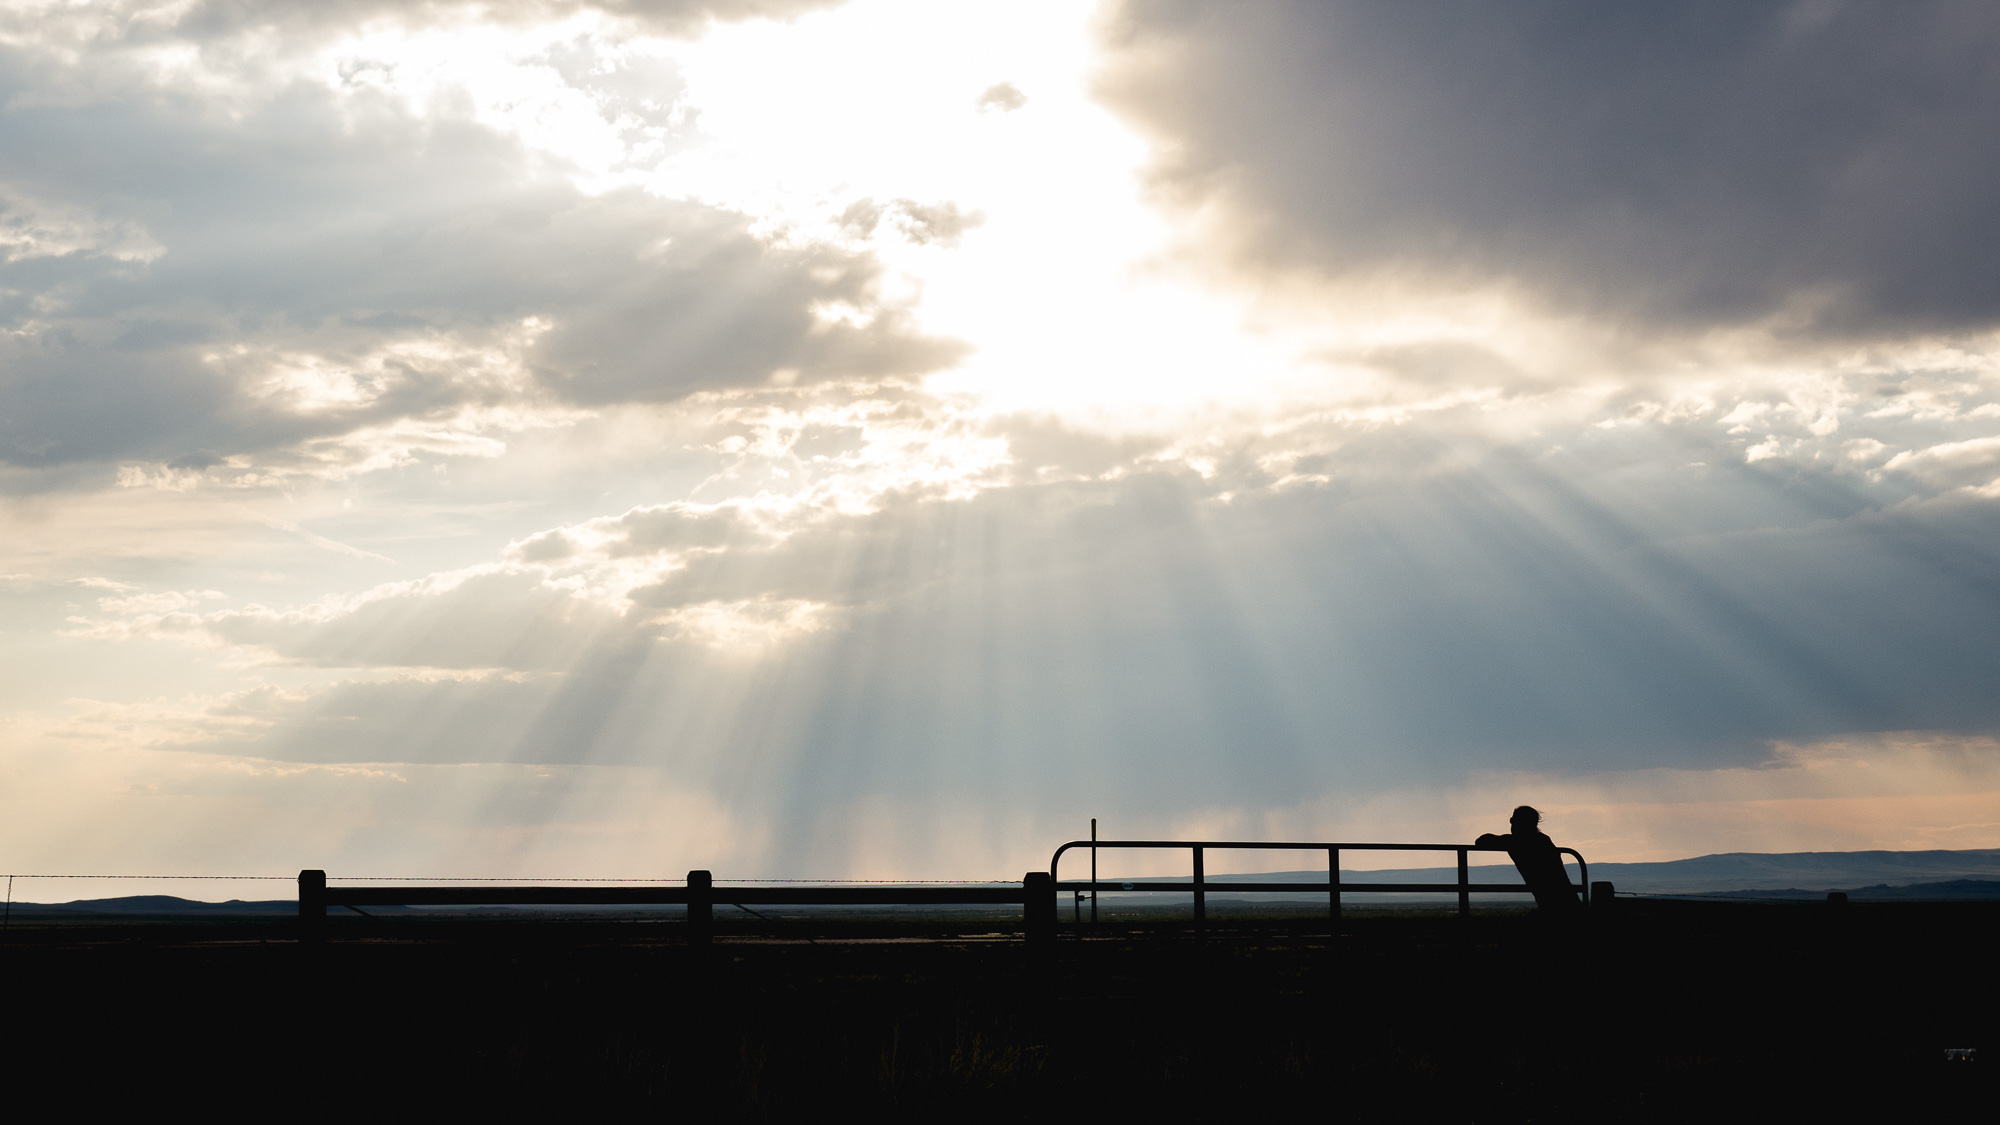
0,0,958,476
1098,0,2000,335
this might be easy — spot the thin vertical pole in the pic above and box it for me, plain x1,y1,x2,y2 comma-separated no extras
1090,818,1098,924
1329,847,1341,925
1192,845,1205,923
1457,849,1470,918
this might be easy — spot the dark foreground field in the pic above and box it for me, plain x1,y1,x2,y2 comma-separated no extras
2,901,1991,1120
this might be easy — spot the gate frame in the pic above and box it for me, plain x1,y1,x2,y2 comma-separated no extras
1050,840,1589,920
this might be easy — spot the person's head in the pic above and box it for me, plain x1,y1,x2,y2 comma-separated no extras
1510,805,1541,833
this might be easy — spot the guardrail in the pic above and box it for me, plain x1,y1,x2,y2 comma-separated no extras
1049,840,1589,920
296,869,1054,943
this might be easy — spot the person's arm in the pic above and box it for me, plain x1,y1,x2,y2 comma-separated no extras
1474,832,1509,847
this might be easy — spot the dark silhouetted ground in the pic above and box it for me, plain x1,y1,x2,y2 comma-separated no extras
1,900,1990,1119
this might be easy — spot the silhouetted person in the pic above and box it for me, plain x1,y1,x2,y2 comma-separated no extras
1477,805,1580,913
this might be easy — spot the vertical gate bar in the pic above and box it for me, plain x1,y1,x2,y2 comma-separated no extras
1457,849,1470,917
1192,845,1205,923
1090,818,1098,924
1329,847,1341,924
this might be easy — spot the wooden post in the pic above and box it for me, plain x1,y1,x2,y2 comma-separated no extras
687,869,712,946
1024,872,1055,947
1192,845,1205,924
1592,881,1616,912
298,869,326,943
1089,818,1098,924
1457,849,1470,918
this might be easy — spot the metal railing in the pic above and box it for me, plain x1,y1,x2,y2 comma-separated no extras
1050,840,1589,920
296,869,1055,943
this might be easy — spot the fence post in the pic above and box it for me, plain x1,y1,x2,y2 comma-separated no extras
687,869,712,946
298,869,326,943
1457,849,1470,918
1024,872,1055,947
1592,881,1615,912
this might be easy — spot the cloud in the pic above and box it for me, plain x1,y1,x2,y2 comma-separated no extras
0,0,842,52
37,356,1999,871
42,344,2000,790
0,701,749,887
0,183,163,263
1885,435,2000,492
104,424,2000,789
0,1,962,484
975,81,1025,113
1180,732,2000,866
836,197,986,247
1096,0,2000,338
12,0,2000,876
96,565,619,672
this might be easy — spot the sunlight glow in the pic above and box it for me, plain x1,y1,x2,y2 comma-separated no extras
5,0,2000,886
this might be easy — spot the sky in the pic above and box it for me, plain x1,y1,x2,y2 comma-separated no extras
5,0,2000,893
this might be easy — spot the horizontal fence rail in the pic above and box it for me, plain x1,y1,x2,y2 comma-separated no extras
1050,840,1590,920
297,870,1054,943
315,887,1032,908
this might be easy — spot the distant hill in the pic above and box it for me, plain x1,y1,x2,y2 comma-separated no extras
1704,879,2000,901
2,895,300,917
1583,848,2000,895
